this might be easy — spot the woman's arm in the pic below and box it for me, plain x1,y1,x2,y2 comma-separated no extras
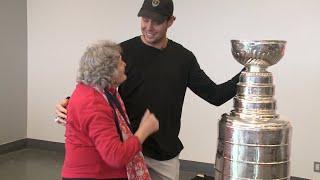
83,100,141,168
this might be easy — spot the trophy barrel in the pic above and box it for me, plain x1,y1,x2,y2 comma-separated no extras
214,115,292,179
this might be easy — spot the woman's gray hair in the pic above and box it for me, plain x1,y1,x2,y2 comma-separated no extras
77,40,122,89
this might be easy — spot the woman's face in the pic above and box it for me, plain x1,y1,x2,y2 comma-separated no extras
113,56,127,86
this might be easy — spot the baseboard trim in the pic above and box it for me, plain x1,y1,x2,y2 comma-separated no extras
0,139,310,179
0,138,64,155
291,177,310,180
0,139,27,155
26,138,64,152
180,159,214,176
179,160,310,180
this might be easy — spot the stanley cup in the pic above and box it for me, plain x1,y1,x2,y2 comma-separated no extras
214,40,292,179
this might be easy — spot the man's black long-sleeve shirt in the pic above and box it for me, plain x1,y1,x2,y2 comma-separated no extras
119,36,240,160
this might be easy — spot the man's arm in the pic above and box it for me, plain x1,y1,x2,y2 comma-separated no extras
54,98,69,125
187,54,242,106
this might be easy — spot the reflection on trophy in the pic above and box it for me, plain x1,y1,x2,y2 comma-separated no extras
214,40,292,179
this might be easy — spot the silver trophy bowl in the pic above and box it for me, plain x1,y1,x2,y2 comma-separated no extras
231,40,286,68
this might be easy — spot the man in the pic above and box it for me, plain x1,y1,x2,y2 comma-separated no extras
55,0,242,179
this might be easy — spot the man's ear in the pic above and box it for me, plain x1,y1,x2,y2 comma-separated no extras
167,16,176,27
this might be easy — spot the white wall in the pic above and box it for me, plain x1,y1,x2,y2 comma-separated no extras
27,0,320,178
0,0,27,144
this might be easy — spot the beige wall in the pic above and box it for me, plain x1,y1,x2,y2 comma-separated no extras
0,0,27,144
27,0,320,179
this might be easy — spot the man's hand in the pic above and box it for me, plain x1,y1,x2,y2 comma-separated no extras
54,98,69,126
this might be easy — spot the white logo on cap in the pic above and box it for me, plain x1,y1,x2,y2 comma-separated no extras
152,0,160,7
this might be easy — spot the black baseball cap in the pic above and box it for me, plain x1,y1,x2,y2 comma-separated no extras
137,0,174,22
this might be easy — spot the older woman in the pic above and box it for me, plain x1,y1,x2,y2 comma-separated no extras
61,40,158,180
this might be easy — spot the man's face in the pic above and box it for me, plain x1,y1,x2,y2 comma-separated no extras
140,16,173,47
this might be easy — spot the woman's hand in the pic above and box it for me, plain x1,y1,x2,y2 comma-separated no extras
134,109,159,144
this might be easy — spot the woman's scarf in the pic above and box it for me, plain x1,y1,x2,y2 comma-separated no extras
96,87,151,180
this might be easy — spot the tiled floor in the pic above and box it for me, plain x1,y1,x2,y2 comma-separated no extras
0,149,198,180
